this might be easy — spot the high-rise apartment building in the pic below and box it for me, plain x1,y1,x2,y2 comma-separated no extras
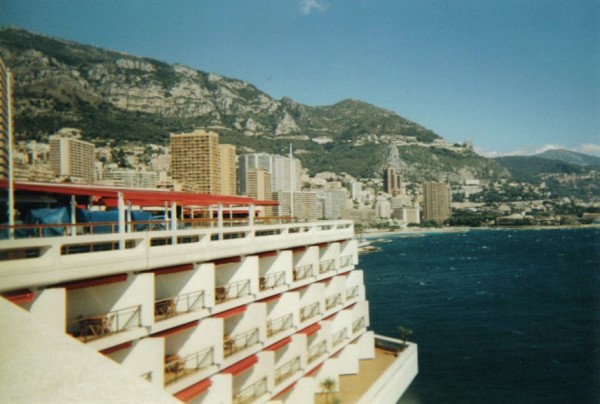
170,130,221,194
318,189,348,220
247,169,272,216
218,144,237,196
49,130,95,183
422,182,451,224
239,153,301,195
383,167,402,196
0,57,12,179
273,191,319,221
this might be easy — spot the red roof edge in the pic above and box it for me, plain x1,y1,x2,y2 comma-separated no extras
221,355,258,376
55,273,128,290
174,378,212,402
151,320,199,338
265,336,292,351
213,305,246,319
2,289,35,305
298,323,321,336
100,341,132,356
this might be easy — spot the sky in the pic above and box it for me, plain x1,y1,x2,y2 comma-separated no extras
1,0,599,157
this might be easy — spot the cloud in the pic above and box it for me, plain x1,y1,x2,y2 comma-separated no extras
580,143,600,156
300,0,330,15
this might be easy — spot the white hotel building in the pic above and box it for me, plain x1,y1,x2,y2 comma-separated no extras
0,181,418,403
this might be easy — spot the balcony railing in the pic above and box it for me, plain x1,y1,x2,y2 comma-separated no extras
70,305,141,342
352,317,366,334
233,377,268,404
293,264,313,282
332,328,348,347
224,328,259,358
299,302,320,322
164,346,214,385
267,313,293,337
307,340,327,364
346,285,359,300
154,290,205,320
340,254,353,268
215,279,251,304
319,259,335,275
274,356,301,385
325,293,342,311
259,270,286,291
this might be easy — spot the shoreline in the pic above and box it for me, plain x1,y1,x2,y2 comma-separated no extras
360,224,600,240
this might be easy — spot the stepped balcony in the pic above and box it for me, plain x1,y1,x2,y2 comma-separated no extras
215,279,251,305
339,254,353,269
233,377,268,404
299,302,320,323
332,327,348,348
223,328,260,358
69,305,142,342
307,340,327,364
325,292,343,311
259,270,285,291
274,356,301,385
292,264,313,282
164,346,215,386
319,259,336,275
154,290,205,321
267,313,294,338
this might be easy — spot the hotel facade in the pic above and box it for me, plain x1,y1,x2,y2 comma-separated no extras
0,181,418,403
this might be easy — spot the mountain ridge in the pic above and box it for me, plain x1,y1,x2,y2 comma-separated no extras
0,27,507,181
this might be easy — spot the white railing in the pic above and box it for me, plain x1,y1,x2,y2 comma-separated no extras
352,317,366,334
267,313,293,337
274,356,301,385
332,328,348,347
319,259,335,274
307,340,327,363
325,293,342,311
233,377,268,404
154,289,205,320
70,305,141,342
346,285,359,300
293,264,313,282
215,279,251,304
224,328,259,357
300,302,320,322
259,270,286,291
164,346,214,385
340,254,353,268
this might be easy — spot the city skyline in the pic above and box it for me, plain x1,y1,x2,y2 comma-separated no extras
0,0,598,157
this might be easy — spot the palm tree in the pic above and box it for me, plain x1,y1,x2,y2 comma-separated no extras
320,377,336,404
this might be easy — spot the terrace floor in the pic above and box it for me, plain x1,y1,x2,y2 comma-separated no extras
314,346,398,404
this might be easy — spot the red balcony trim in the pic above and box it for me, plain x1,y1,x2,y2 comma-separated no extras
345,303,357,310
265,336,292,351
213,256,242,266
100,341,132,355
298,323,321,336
306,363,323,376
213,305,246,319
291,246,306,253
258,250,278,258
56,274,128,290
322,313,337,322
151,320,199,337
222,355,258,376
315,243,329,248
258,293,281,303
174,378,212,402
2,289,35,305
274,382,296,399
147,263,194,276
334,239,349,244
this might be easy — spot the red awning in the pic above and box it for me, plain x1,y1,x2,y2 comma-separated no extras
56,274,127,290
306,363,323,376
258,250,278,258
99,341,132,355
146,263,194,276
2,289,35,305
315,243,329,248
258,293,281,303
0,180,278,207
273,382,297,399
151,320,199,338
213,305,246,319
213,256,241,266
265,337,292,351
291,246,306,253
174,378,212,402
221,355,258,376
298,323,321,336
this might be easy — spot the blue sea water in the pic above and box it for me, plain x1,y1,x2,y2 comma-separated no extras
360,228,600,404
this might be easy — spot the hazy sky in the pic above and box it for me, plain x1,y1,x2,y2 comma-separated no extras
1,0,599,156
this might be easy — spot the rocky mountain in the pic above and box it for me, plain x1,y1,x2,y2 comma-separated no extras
534,149,600,167
0,27,508,181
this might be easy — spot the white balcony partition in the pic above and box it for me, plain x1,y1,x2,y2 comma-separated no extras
107,338,165,389
30,287,66,332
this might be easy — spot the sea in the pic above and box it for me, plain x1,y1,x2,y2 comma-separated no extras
360,227,600,404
